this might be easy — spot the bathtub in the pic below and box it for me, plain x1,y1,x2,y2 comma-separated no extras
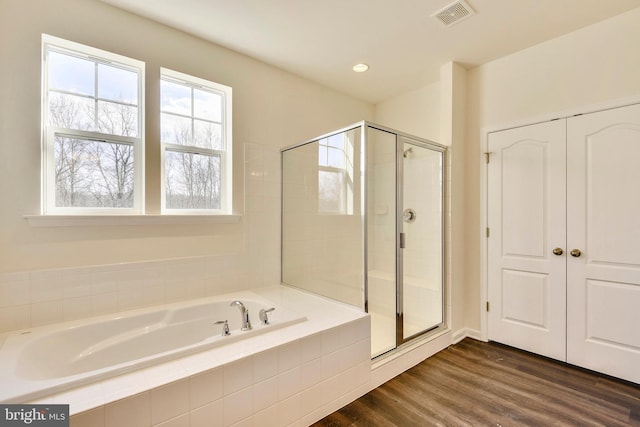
0,290,306,403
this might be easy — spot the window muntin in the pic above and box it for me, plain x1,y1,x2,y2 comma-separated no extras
161,68,232,213
42,35,144,213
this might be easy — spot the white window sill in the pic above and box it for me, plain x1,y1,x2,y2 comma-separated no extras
24,214,242,227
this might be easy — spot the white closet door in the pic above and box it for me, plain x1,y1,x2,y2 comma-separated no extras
488,120,567,361
567,103,640,383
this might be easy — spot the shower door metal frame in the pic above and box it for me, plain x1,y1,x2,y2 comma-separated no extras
395,133,404,345
280,121,448,356
364,122,447,353
395,134,447,346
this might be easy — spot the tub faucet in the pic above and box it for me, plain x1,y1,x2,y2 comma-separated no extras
259,307,275,325
230,300,252,331
214,320,230,336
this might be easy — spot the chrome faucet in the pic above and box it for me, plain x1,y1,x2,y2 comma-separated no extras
230,300,252,331
214,320,230,336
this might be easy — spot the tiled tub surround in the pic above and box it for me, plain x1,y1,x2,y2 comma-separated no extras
14,286,370,427
0,255,254,334
0,291,306,403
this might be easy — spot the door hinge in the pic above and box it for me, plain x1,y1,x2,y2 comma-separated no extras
486,301,490,312
486,227,490,238
484,152,492,164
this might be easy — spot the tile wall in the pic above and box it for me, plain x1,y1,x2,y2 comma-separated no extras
0,143,282,334
68,317,371,427
0,256,236,333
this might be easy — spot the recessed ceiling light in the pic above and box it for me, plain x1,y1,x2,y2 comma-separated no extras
352,63,369,73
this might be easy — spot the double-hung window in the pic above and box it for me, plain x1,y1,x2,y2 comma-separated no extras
318,131,355,214
160,68,232,213
42,35,144,214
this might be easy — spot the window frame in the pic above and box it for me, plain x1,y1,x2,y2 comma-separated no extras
160,67,233,215
41,34,145,215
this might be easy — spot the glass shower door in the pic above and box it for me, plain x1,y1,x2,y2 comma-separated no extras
399,138,444,340
366,128,445,357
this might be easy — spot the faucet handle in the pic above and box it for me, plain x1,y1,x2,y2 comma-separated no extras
259,308,275,325
214,320,230,336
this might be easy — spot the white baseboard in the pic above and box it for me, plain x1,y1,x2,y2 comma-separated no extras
452,327,484,344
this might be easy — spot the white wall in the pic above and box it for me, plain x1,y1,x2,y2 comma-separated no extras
0,0,373,275
375,81,440,142
465,7,640,332
440,63,467,336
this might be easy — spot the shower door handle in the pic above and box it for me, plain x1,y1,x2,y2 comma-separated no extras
400,232,406,249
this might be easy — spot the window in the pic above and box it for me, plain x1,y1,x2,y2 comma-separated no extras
42,35,144,214
160,68,232,213
318,130,355,214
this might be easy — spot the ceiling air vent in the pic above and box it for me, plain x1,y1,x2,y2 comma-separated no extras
431,0,476,27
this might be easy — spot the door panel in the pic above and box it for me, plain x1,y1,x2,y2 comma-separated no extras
501,269,548,328
586,279,640,350
567,103,640,383
488,120,567,361
501,142,547,257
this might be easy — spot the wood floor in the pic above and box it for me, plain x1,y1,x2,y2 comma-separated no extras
313,339,640,427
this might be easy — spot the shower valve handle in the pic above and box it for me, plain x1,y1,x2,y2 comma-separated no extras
403,208,417,223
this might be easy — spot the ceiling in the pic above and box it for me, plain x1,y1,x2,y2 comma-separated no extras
99,0,640,103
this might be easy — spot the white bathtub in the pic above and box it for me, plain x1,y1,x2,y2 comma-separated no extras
0,291,306,403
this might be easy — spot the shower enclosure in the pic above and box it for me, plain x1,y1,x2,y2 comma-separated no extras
281,122,446,357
